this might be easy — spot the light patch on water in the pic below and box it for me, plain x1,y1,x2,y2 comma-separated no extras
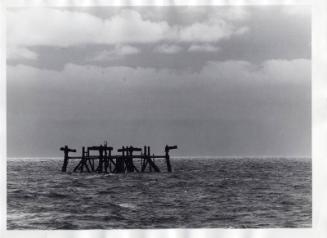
118,203,138,209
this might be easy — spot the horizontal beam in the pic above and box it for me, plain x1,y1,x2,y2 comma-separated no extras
60,147,76,152
117,147,142,152
88,146,113,151
166,145,178,151
67,155,167,160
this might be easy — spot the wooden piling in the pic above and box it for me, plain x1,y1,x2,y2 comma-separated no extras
73,146,90,172
87,148,95,171
60,145,76,172
141,146,147,172
96,145,104,173
61,143,177,174
116,146,125,173
165,145,177,172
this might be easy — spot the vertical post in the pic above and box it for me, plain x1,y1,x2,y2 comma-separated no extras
109,149,112,172
122,146,126,173
116,146,124,173
87,148,94,171
127,147,131,172
127,146,134,172
104,146,108,173
147,146,152,172
60,145,76,172
143,145,146,167
100,145,104,173
165,145,172,172
125,146,129,172
141,145,146,172
61,145,69,172
81,146,85,172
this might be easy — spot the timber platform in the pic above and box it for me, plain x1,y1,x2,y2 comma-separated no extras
60,143,178,173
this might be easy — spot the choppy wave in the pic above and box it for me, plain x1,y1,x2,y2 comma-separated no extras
7,157,311,229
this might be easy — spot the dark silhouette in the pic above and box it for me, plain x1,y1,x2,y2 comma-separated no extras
60,143,178,173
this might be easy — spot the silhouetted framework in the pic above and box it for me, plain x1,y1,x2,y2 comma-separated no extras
60,143,178,173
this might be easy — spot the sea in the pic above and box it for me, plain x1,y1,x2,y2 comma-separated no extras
7,157,311,229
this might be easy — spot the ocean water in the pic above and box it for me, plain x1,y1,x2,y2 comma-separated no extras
7,157,311,229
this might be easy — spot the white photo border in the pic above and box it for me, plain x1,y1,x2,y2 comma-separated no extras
1,0,325,238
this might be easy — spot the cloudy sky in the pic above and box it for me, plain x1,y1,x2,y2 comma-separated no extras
6,6,311,157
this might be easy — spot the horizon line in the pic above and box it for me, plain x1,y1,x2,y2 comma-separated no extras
7,155,312,159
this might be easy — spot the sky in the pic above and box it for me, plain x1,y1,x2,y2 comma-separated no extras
6,6,311,157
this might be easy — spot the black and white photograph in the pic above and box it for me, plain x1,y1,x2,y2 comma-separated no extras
5,2,313,231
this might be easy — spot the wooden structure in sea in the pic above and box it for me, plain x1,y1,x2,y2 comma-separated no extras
60,143,178,173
